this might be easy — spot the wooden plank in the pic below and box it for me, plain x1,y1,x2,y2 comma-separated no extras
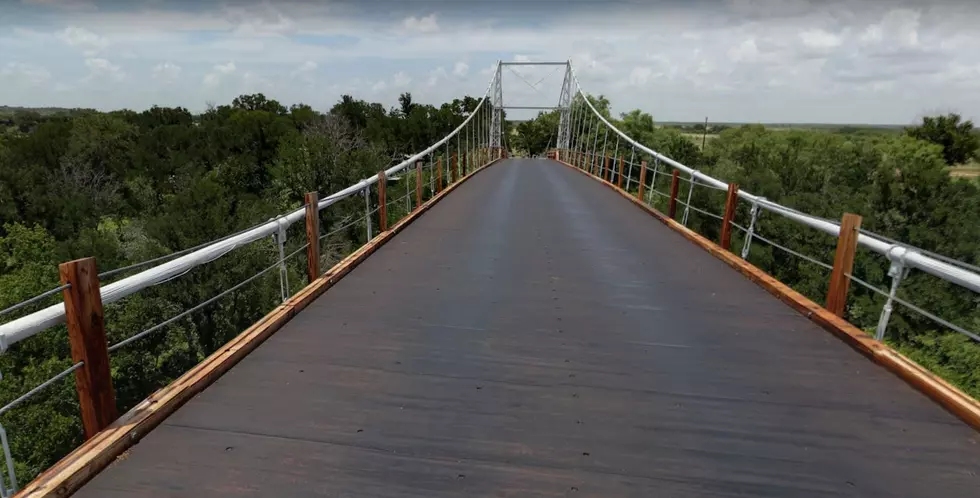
826,213,862,317
59,258,117,440
668,170,680,219
304,191,320,282
720,183,739,251
19,158,508,498
551,156,980,434
415,161,423,209
377,171,388,232
637,160,647,201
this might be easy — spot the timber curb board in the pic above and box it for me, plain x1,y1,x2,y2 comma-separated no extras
554,157,980,433
16,157,505,498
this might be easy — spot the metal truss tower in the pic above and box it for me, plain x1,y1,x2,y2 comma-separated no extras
555,62,573,151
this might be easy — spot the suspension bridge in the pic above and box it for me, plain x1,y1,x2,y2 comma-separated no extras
2,61,980,497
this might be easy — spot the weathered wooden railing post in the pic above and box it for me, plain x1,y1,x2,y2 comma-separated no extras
617,156,625,189
451,153,458,184
826,213,862,317
668,170,680,219
60,257,117,440
637,160,647,201
377,171,388,232
720,183,739,251
304,191,320,282
604,156,611,182
415,161,423,208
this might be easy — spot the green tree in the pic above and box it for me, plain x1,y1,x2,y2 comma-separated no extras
906,113,979,165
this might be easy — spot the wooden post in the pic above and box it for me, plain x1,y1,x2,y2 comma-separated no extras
436,157,443,192
415,161,423,208
377,171,388,232
617,156,625,189
304,191,320,282
668,170,681,219
637,160,647,201
60,257,117,440
451,153,458,183
604,156,611,182
826,213,862,317
720,183,739,251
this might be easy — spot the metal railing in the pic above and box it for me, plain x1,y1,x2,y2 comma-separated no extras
0,63,506,494
565,63,980,296
557,65,980,347
0,66,501,351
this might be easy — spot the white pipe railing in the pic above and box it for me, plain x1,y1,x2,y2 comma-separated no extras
0,63,501,352
566,62,980,295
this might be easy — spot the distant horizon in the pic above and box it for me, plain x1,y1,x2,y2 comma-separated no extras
0,104,918,129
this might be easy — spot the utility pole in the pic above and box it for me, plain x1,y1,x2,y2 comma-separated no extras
701,116,708,150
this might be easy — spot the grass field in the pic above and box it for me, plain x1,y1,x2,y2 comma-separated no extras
681,132,719,149
950,165,980,179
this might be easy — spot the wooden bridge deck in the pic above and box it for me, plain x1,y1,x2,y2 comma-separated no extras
78,159,980,497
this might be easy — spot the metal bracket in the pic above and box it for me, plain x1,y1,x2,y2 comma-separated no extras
274,218,289,303
741,199,763,259
875,248,910,341
681,171,697,226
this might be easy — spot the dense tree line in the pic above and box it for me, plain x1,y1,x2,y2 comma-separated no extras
0,91,482,483
520,99,980,398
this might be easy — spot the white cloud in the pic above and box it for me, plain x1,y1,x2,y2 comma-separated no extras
215,61,236,74
402,13,439,33
1,62,52,86
800,29,842,49
861,24,883,44
84,57,124,82
427,66,448,87
479,63,498,76
243,70,274,91
392,71,412,87
628,66,654,86
58,26,108,56
151,61,181,82
7,2,980,123
203,61,236,87
289,60,318,86
862,9,920,48
728,38,760,63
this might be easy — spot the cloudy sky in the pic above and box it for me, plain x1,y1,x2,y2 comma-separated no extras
3,0,980,124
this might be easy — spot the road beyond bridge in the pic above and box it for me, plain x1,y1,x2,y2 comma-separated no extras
75,159,980,497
